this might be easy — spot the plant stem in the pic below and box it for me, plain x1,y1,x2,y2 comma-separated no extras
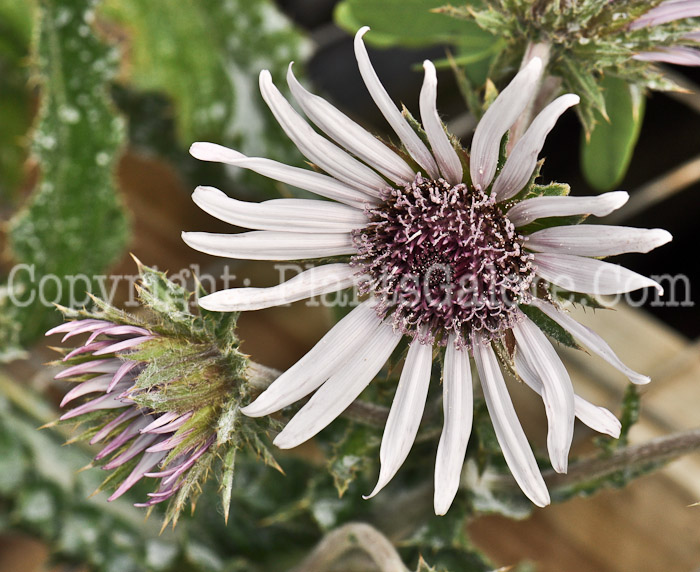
545,426,700,490
287,522,410,572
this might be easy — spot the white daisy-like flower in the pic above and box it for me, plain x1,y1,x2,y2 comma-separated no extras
631,0,700,66
183,27,672,514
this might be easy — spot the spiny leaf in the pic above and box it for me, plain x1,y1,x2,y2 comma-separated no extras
556,58,607,137
221,445,237,524
519,305,580,350
4,0,130,345
0,0,34,203
135,260,195,329
326,424,378,497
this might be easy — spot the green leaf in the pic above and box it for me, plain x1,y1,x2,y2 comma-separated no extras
401,497,496,572
519,181,570,200
136,259,195,329
519,305,580,349
581,76,645,191
99,0,309,164
596,384,640,453
221,446,237,524
326,424,378,497
334,0,496,50
3,0,130,345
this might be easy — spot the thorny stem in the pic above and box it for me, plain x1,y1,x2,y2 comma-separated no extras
287,522,410,572
544,426,700,490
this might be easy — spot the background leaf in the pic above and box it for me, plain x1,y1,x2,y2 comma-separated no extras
335,0,496,51
99,0,310,165
581,75,645,191
3,0,130,345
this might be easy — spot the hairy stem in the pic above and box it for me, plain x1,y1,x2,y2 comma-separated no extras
544,427,700,490
288,522,410,572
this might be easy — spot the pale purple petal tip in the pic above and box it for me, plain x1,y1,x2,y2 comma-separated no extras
633,46,700,66
354,27,440,179
92,335,154,356
631,1,700,30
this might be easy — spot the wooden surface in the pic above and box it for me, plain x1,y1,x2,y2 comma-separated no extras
471,304,700,572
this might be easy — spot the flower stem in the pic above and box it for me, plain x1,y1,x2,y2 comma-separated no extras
287,522,410,572
545,426,700,491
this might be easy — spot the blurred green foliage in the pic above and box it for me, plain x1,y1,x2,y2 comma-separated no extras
2,0,129,356
581,76,645,191
99,0,309,163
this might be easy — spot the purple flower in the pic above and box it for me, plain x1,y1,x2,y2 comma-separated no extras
631,0,700,66
183,27,671,514
47,319,215,507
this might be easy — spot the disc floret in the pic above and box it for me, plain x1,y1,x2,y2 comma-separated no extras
352,174,535,346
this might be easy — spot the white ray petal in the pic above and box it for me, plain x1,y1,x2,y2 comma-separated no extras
192,186,368,233
526,225,672,257
241,302,382,417
492,94,579,201
354,27,440,179
630,1,700,29
633,46,700,66
190,142,375,208
528,298,650,385
274,321,401,449
420,60,463,185
199,263,356,312
470,57,543,191
513,352,621,438
471,335,550,507
434,335,473,515
259,70,388,196
507,191,629,227
534,253,664,295
511,316,575,473
365,338,434,499
287,64,415,185
182,230,355,261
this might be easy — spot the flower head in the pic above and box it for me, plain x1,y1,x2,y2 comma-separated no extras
48,318,215,508
183,28,671,514
435,1,700,134
46,262,276,525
